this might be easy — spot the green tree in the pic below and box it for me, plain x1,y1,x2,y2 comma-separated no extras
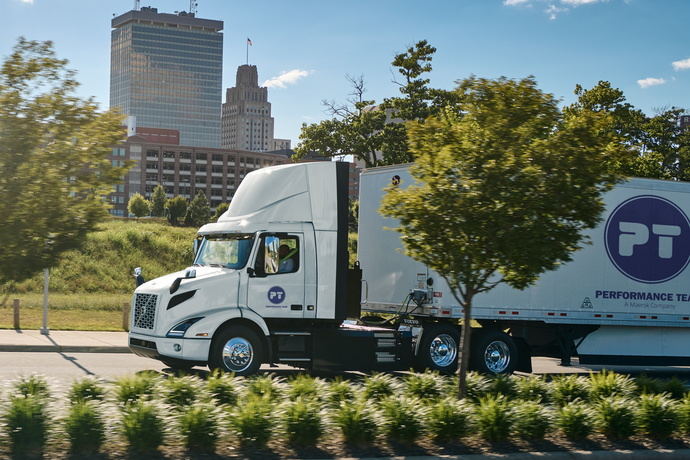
295,40,454,167
381,76,621,398
165,196,188,227
211,202,229,221
566,81,690,180
348,199,359,232
184,191,210,227
150,184,166,217
127,193,151,219
0,38,127,286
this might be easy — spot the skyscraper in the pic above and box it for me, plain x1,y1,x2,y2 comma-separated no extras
110,7,223,148
221,65,276,152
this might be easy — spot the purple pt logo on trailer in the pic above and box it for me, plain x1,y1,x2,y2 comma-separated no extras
605,195,690,284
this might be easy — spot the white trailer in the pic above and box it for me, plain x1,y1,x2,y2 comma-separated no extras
359,164,690,372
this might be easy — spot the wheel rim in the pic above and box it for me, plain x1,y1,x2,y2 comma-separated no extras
429,333,457,368
484,340,510,373
222,337,253,372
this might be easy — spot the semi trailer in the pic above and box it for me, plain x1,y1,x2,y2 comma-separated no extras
129,161,690,375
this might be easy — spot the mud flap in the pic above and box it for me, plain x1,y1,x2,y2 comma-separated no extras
513,337,532,373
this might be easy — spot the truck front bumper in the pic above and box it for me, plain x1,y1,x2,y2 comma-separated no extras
128,332,212,363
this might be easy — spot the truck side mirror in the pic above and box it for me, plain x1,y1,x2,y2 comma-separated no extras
247,267,255,277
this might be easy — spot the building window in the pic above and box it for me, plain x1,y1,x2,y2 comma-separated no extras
196,153,207,161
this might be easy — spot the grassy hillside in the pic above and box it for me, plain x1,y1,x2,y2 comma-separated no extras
11,219,198,294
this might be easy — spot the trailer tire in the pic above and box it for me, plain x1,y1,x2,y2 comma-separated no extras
209,325,263,376
415,323,459,374
471,329,517,375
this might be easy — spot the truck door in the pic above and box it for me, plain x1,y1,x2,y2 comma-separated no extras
246,233,307,319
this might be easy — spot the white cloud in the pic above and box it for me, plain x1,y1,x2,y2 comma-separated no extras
262,69,313,88
637,77,666,89
561,0,602,5
546,4,568,19
18,0,34,4
672,58,690,71
504,0,530,5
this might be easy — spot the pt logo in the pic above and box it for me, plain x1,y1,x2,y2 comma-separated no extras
267,286,286,304
605,195,690,283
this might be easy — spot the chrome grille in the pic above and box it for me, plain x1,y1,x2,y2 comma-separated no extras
133,293,158,330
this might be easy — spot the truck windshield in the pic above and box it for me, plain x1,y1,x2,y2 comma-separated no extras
194,234,254,269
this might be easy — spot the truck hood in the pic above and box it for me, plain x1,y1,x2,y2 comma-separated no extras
136,265,230,293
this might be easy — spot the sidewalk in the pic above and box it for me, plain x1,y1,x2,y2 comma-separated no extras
0,329,130,353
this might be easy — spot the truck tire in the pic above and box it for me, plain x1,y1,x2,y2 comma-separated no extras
471,329,517,375
209,325,263,376
415,323,459,374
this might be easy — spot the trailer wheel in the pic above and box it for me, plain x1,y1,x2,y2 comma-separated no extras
416,323,459,374
209,325,263,376
471,329,517,375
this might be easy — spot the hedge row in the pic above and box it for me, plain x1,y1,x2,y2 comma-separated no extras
1,370,690,457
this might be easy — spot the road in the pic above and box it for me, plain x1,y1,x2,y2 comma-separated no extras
2,352,690,385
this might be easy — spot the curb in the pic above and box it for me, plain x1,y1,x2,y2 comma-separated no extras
0,345,131,353
347,449,690,459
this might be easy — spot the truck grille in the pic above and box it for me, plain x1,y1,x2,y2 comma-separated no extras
133,293,158,330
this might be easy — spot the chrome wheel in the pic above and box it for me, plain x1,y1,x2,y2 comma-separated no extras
222,337,253,372
484,340,511,373
429,333,457,368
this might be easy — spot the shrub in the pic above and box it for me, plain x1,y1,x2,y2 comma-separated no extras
404,372,443,401
464,372,490,402
15,375,50,399
380,396,425,444
206,372,240,406
179,405,219,453
245,374,284,402
486,374,518,399
287,374,324,402
284,398,323,447
677,394,690,435
114,373,158,406
635,393,678,439
635,374,663,395
594,396,635,440
361,373,400,401
476,395,512,442
65,401,106,455
229,395,274,448
588,370,636,401
67,378,105,404
161,375,202,408
661,377,687,400
3,396,48,458
555,401,593,440
332,399,378,445
515,376,550,402
326,378,356,407
427,398,474,442
549,375,589,406
511,400,552,440
121,401,165,454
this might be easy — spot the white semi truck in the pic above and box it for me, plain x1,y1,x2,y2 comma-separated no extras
129,161,690,375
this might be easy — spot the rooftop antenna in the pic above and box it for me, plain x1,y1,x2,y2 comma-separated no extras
134,0,140,11
189,0,198,15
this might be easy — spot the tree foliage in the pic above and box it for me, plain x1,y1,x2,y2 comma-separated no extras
565,80,690,180
127,193,151,219
211,202,229,221
295,40,455,167
184,191,211,227
165,196,188,227
150,184,166,217
0,38,127,285
381,76,622,398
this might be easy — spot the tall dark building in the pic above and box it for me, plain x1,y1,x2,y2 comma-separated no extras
110,7,223,148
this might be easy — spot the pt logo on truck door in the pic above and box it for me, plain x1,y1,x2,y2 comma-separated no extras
267,286,286,304
605,195,690,283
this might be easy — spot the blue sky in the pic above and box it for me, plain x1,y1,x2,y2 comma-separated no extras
2,0,689,145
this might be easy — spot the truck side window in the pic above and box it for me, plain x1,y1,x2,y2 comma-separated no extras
259,235,299,275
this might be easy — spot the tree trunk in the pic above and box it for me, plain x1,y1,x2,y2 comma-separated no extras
457,299,473,399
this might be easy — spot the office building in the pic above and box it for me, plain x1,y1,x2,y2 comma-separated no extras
110,7,223,148
222,64,289,152
108,132,290,216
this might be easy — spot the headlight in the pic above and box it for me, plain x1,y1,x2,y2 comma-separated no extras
166,317,204,338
